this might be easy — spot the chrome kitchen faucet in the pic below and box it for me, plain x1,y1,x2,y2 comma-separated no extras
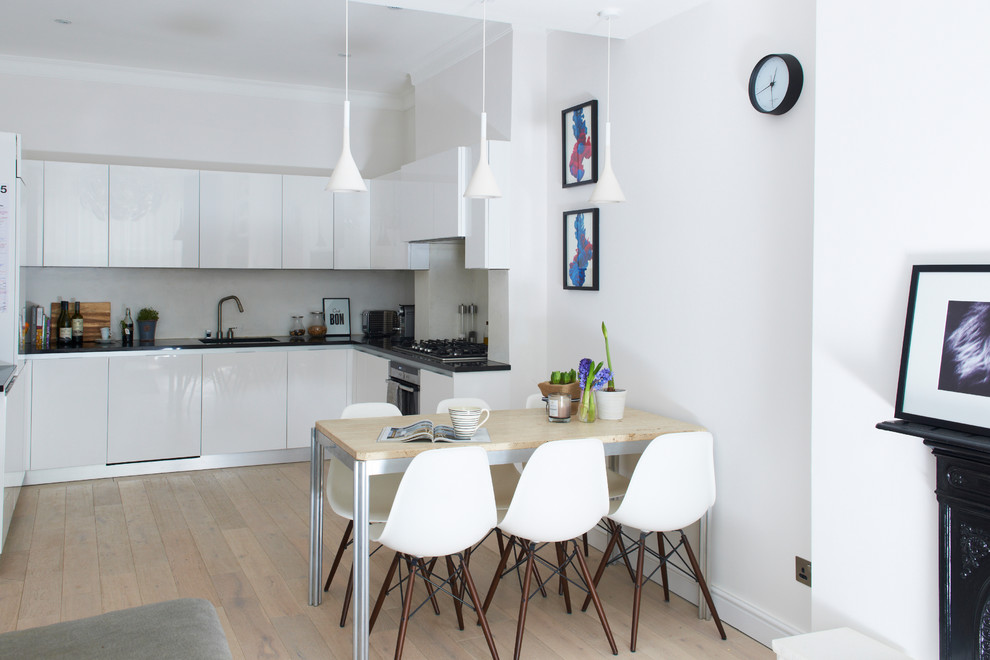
218,295,244,340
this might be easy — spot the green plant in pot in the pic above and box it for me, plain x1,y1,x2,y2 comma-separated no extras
136,307,159,343
595,322,627,420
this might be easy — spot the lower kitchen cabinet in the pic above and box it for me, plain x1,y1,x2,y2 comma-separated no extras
420,369,454,415
351,350,388,404
286,350,348,449
31,357,109,471
202,351,288,455
107,354,202,464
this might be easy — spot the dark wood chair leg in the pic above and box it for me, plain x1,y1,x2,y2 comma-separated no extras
656,531,670,601
460,556,501,660
573,539,618,656
583,531,589,556
370,552,401,633
419,558,442,616
631,532,646,652
324,520,353,592
482,535,516,614
513,543,536,660
340,565,353,628
582,522,622,612
445,555,465,630
615,525,636,582
681,532,726,640
394,555,418,660
555,541,572,613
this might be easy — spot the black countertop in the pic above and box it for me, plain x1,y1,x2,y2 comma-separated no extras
22,335,510,374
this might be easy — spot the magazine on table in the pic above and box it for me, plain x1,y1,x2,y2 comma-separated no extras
376,419,490,443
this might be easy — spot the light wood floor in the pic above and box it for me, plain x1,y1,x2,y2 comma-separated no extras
0,462,773,659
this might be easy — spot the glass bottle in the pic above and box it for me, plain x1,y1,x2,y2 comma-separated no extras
71,301,84,347
57,301,71,348
123,308,134,346
290,315,305,339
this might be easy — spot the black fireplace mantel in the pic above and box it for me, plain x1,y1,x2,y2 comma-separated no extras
878,419,990,659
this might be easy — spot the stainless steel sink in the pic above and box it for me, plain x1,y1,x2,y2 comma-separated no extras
198,337,279,345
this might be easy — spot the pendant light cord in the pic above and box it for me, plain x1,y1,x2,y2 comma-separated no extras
481,0,487,114
344,0,350,102
606,15,611,124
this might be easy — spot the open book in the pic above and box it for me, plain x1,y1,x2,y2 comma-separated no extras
376,420,491,443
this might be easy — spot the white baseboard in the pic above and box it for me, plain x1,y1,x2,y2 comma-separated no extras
585,525,801,649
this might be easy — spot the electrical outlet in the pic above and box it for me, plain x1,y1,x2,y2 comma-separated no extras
795,556,811,587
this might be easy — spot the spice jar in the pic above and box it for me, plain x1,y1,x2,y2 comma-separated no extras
308,311,327,339
290,315,305,339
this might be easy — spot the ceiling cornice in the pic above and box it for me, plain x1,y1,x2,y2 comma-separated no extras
408,23,513,87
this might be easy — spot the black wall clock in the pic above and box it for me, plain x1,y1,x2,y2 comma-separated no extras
748,53,803,115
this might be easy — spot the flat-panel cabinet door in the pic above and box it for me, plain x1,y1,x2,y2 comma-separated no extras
286,350,347,449
333,183,371,269
431,147,467,240
282,174,334,269
31,357,109,470
107,354,202,463
19,160,43,267
200,171,282,268
370,175,409,269
43,162,109,267
351,350,388,404
420,369,454,417
202,351,287,454
110,165,200,268
465,141,510,269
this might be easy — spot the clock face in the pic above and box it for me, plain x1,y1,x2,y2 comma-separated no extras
749,53,803,115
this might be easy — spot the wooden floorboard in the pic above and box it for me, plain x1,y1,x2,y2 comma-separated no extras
0,461,773,659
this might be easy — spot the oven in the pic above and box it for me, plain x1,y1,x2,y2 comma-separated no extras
386,361,419,415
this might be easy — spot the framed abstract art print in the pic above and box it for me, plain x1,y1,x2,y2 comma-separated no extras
562,100,598,187
563,208,599,291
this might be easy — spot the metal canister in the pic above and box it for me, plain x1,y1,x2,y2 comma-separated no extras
546,393,571,423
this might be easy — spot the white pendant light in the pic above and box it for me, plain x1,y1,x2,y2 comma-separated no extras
464,0,502,199
326,0,366,193
590,9,625,204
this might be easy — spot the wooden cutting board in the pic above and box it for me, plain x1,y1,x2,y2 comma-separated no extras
49,302,112,344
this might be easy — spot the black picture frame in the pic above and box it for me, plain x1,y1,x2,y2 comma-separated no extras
562,208,599,291
323,297,351,338
561,100,598,188
895,264,990,436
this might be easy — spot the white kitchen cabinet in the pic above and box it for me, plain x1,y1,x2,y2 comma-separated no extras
3,363,31,550
286,350,348,449
107,354,202,464
370,174,428,270
42,161,109,267
399,147,467,243
332,182,371,269
465,140,510,269
200,170,282,268
202,351,288,455
19,160,43,267
420,369,454,416
351,349,388,404
110,165,200,268
31,357,108,470
282,174,334,269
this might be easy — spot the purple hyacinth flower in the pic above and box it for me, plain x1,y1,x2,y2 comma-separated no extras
578,358,592,390
592,368,612,391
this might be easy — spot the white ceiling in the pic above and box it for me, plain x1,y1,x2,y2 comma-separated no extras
0,0,704,96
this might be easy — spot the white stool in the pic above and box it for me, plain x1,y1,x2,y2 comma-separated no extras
772,627,912,660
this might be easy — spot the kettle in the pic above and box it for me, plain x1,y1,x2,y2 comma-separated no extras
546,393,571,423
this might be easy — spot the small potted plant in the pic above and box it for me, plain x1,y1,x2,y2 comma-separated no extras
577,358,612,423
595,322,627,420
136,307,159,343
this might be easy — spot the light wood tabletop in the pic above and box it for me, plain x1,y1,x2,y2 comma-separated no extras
314,407,706,462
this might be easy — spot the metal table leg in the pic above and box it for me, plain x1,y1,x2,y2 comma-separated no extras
352,460,370,660
308,427,325,606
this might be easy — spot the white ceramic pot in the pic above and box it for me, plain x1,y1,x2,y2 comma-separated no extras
595,389,627,421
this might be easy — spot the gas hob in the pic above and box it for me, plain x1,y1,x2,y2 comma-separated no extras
389,339,488,363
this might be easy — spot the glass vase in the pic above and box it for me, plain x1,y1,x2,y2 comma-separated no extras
578,387,596,423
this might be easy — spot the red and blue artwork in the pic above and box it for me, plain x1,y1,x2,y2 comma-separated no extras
568,108,592,182
568,213,594,287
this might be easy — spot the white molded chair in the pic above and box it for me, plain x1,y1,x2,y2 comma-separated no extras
368,447,500,660
323,402,414,626
482,438,618,659
524,393,544,409
584,431,726,651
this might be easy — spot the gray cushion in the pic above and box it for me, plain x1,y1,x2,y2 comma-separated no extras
0,598,232,660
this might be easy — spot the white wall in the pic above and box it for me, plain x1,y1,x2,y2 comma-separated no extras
24,266,413,340
811,3,990,658
545,0,814,643
414,243,488,340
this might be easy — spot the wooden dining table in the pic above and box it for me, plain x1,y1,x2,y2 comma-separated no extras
308,407,708,660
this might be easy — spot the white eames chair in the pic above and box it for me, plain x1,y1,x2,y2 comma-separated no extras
367,446,500,660
524,393,544,409
482,437,618,659
583,431,726,651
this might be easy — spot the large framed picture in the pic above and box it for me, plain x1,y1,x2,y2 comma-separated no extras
895,265,990,436
323,297,351,338
563,208,599,291
562,100,598,188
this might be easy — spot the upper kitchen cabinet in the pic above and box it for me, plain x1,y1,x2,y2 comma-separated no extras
200,170,282,268
109,165,200,268
43,161,109,267
400,146,468,243
370,174,429,270
19,160,43,267
333,182,371,269
465,141,510,269
282,174,334,269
